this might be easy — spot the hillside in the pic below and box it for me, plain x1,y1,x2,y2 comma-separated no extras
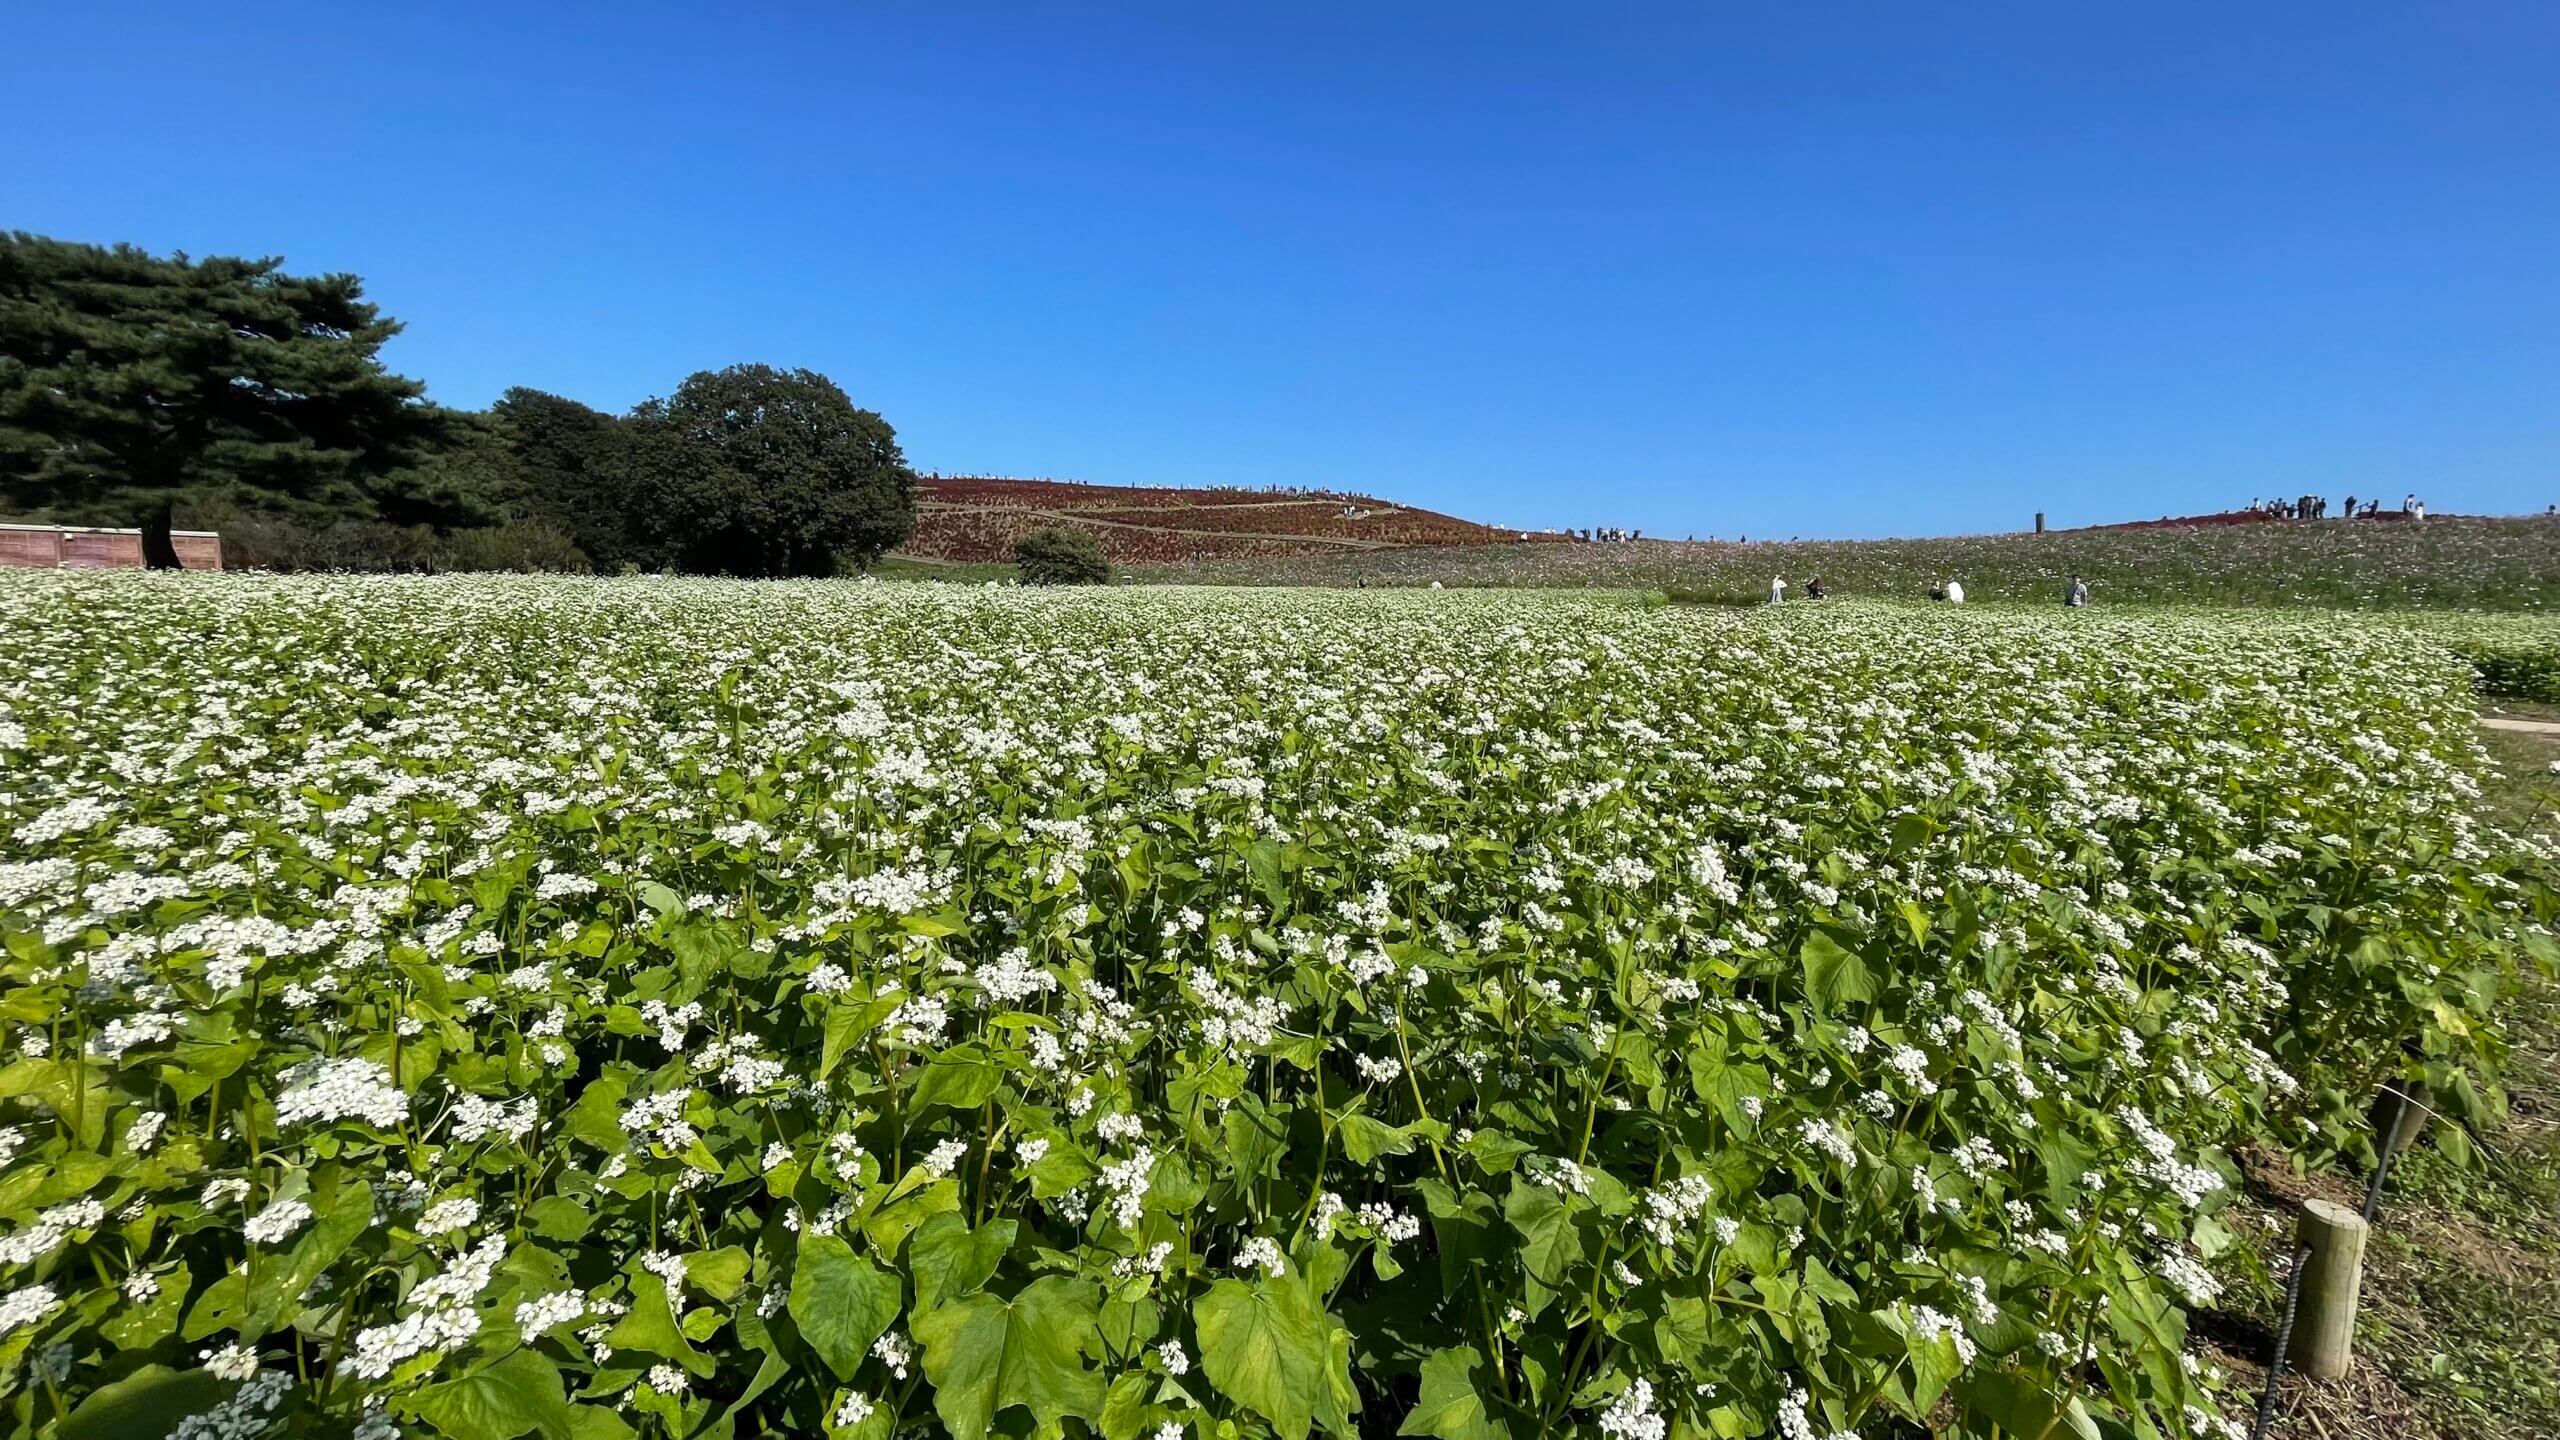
897,475,1559,565
1138,513,2560,611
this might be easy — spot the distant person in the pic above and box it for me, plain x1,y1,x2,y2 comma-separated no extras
1944,579,1966,605
1769,575,1787,604
1805,575,1827,600
2066,575,2089,607
1928,583,1947,602
2344,494,2356,519
2411,497,2425,524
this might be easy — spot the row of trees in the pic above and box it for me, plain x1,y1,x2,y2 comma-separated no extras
0,233,917,574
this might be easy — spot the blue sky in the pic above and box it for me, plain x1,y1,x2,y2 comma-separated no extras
10,3,2559,538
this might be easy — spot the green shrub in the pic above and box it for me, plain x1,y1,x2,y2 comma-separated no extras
1016,527,1111,585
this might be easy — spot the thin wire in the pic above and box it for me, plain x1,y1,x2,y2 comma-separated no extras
2251,1083,2417,1440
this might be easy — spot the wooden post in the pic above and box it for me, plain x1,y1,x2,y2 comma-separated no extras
2288,1199,2368,1379
2034,512,2045,533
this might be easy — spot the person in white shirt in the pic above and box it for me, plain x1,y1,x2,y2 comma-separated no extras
1769,575,1787,605
1944,579,1965,605
2411,498,2426,524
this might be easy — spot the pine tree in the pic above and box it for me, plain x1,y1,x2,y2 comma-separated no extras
0,232,448,565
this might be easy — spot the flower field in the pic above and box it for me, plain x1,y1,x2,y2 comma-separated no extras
2,573,2553,1440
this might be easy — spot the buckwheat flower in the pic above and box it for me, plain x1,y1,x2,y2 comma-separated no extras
126,1109,168,1153
646,1363,689,1395
169,1369,291,1440
2154,1251,2222,1307
835,1394,877,1428
0,1284,58,1334
415,1198,480,1237
450,1093,537,1144
204,1342,260,1382
807,963,853,995
1158,1339,1189,1375
1354,1053,1402,1085
1597,1378,1666,1440
202,1178,252,1209
873,1330,913,1378
1714,1216,1741,1245
1796,1117,1859,1169
244,1197,313,1246
274,1056,409,1129
922,1138,970,1178
1013,1136,1050,1166
1155,1424,1185,1440
642,1251,690,1309
1234,1236,1286,1277
515,1290,587,1339
123,1271,161,1303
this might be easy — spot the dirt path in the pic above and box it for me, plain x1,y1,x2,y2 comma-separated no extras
2481,716,2560,737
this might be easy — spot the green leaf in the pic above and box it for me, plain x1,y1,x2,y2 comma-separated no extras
863,1175,961,1254
684,1246,752,1303
909,1213,1016,1311
791,1232,903,1379
913,1276,1106,1440
1955,1370,2101,1440
525,1196,594,1242
410,1349,574,1440
101,1271,186,1350
251,1178,375,1331
1339,1113,1415,1165
1398,1347,1507,1440
605,1274,715,1378
1196,1274,1357,1440
910,1044,1001,1110
1100,1372,1153,1440
1503,1179,1584,1285
563,1073,631,1155
60,1365,229,1440
1904,1329,1963,1416
1799,930,1876,1015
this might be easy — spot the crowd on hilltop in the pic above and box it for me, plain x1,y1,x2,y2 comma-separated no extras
2245,493,2430,522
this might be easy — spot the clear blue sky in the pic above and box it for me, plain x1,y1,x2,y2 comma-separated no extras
11,4,2560,538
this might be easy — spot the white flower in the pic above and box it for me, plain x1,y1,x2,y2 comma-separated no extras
415,1198,481,1237
0,1284,58,1333
515,1290,587,1339
647,1363,690,1394
1234,1236,1286,1277
203,1342,261,1381
244,1198,313,1246
1158,1339,1189,1375
275,1057,409,1129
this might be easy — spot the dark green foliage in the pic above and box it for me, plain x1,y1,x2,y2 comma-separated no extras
1015,527,1111,585
491,387,649,570
0,232,451,563
0,233,924,576
628,364,918,576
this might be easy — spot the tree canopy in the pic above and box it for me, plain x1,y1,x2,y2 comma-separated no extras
630,365,918,577
0,234,921,574
0,232,451,564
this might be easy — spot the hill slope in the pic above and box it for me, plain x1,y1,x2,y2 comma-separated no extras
898,476,1558,565
1139,514,2560,611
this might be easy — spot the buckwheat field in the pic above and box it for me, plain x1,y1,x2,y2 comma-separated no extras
2,573,2551,1440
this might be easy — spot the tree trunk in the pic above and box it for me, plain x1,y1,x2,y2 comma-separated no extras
141,498,182,569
